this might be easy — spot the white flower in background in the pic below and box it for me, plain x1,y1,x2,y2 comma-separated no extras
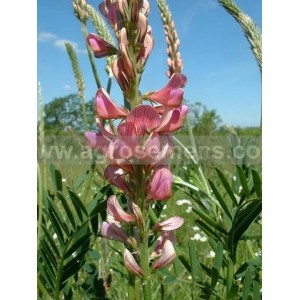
185,206,192,213
160,214,167,218
163,204,167,210
192,226,200,231
255,250,262,257
209,250,215,258
188,275,192,280
176,199,191,206
190,232,207,242
52,233,57,240
62,178,67,182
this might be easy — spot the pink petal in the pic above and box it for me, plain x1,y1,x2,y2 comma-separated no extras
118,121,139,151
151,231,176,258
107,195,135,223
156,105,189,133
124,249,145,277
112,58,130,91
152,240,176,271
99,1,118,26
87,33,117,58
104,165,129,192
95,88,128,119
100,221,129,243
147,166,173,201
145,73,184,107
126,105,161,135
84,132,110,154
152,217,184,232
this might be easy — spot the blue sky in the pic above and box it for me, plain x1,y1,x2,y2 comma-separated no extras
38,0,262,127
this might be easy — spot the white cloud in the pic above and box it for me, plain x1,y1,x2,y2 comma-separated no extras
64,84,72,91
38,32,57,42
38,32,87,54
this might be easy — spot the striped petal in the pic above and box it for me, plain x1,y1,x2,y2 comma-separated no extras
107,195,135,223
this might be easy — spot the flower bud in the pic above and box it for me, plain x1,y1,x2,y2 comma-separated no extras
124,249,144,277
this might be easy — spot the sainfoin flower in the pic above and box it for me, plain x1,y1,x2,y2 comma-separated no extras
84,0,188,283
152,239,176,270
87,33,117,58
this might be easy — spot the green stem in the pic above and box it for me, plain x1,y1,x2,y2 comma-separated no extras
81,22,102,89
140,235,152,300
82,151,96,205
128,272,136,300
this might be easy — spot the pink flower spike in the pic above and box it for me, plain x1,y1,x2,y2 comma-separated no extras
145,73,184,107
152,240,176,271
87,33,117,58
156,105,189,133
152,217,184,232
104,165,129,193
100,221,129,243
95,88,128,120
147,166,172,201
126,105,161,135
107,195,135,223
84,132,110,155
124,249,145,278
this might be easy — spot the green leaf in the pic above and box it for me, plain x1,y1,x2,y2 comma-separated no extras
209,179,232,220
229,199,262,258
61,250,89,285
68,188,88,222
253,281,261,300
193,208,228,235
49,163,62,192
65,223,91,257
46,209,65,247
71,170,89,191
188,240,200,280
242,267,253,300
57,191,76,229
237,165,250,197
194,219,223,243
252,170,262,198
226,257,234,298
216,168,238,206
48,200,69,236
178,255,191,274
42,224,61,258
211,242,224,289
235,257,262,279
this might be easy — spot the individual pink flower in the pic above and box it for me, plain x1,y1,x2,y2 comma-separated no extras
137,27,154,67
151,231,176,259
100,221,129,243
124,249,144,277
107,195,135,223
119,28,135,78
152,239,176,270
104,165,130,193
147,165,172,200
112,58,130,92
95,88,128,120
144,73,185,107
152,217,184,232
156,105,189,133
99,0,118,27
87,33,117,58
84,132,110,155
